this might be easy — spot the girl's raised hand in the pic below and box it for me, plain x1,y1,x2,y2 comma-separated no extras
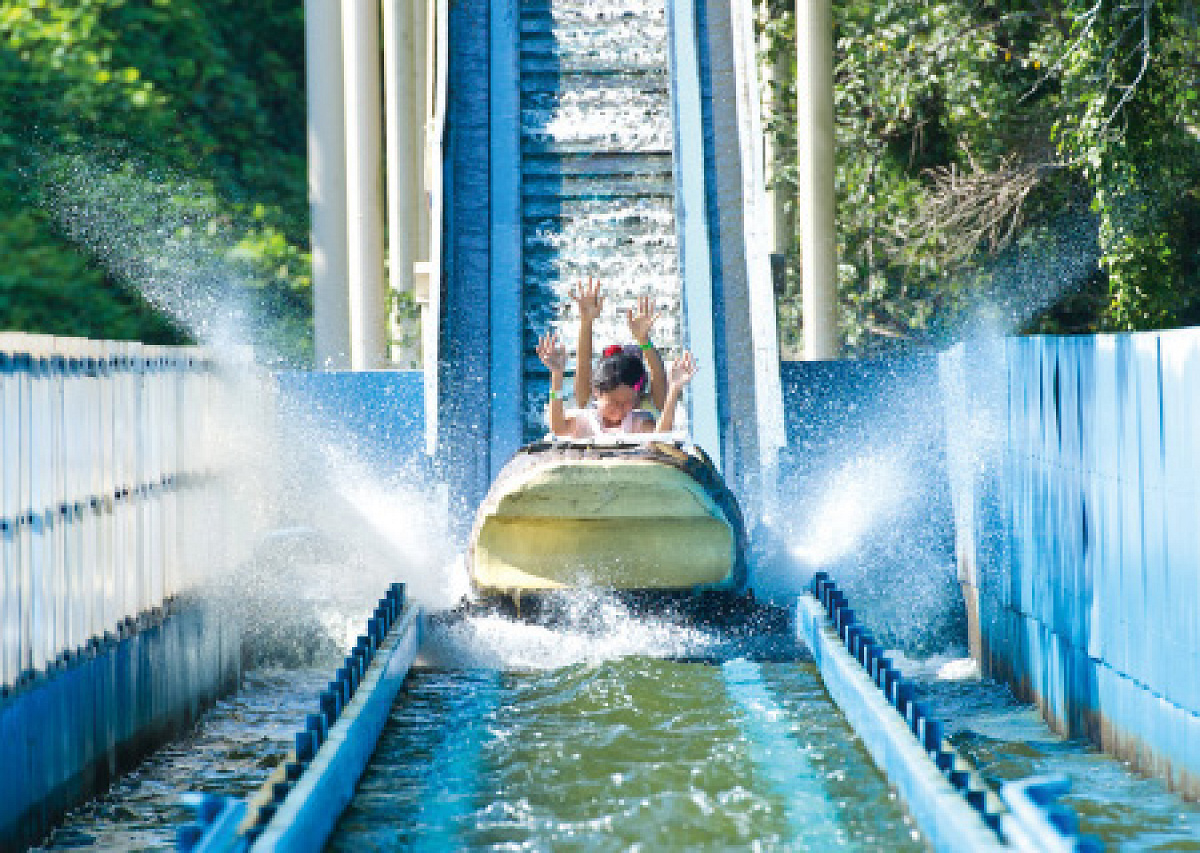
569,277,604,324
536,331,568,373
625,295,660,345
668,351,698,389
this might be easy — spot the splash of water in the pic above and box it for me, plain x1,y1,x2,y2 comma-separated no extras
225,403,464,663
35,153,461,663
35,151,301,365
785,452,913,567
420,590,720,671
758,206,1101,653
759,357,967,653
956,207,1100,340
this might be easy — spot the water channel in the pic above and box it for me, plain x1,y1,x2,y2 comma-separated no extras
32,588,1200,850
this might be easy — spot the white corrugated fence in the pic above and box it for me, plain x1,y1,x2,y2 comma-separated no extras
0,333,256,691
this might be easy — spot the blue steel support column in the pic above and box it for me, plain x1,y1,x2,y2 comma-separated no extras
668,0,722,471
489,0,523,479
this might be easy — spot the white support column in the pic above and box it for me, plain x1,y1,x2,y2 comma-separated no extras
343,0,389,370
306,0,351,369
797,0,839,359
412,0,431,260
421,0,448,457
382,0,417,365
757,1,792,263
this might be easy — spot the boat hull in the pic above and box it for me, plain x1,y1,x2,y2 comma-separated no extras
468,441,748,597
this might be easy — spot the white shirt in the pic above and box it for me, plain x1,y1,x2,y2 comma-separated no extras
565,405,655,438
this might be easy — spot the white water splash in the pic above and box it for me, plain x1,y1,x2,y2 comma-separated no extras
420,592,719,671
36,153,457,661
758,358,968,652
787,452,913,567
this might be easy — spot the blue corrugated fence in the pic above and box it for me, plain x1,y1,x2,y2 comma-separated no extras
941,330,1200,798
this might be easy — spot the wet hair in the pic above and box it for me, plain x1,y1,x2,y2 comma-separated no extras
593,350,647,396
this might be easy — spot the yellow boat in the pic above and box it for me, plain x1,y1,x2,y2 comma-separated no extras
468,439,748,599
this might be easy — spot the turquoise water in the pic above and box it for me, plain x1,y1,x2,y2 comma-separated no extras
28,608,1200,851
915,675,1200,851
327,658,925,851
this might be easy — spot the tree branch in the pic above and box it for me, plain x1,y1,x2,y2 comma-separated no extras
907,150,1047,267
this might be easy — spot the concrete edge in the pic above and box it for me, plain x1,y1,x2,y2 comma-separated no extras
249,605,422,853
796,594,1007,853
992,607,1200,801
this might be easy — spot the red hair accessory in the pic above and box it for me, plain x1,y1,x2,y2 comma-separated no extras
602,344,623,357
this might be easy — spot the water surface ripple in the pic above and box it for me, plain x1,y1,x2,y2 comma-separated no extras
32,669,329,852
328,657,926,851
915,673,1200,850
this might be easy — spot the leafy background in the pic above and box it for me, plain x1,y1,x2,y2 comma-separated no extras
1,1,1198,361
0,0,309,361
763,0,1200,357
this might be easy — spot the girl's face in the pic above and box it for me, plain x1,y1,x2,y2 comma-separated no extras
595,384,637,427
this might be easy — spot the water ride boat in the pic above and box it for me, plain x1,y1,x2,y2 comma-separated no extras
468,439,748,602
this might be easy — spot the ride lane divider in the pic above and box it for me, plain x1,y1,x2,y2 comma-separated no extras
178,583,421,853
799,578,1007,852
803,571,1101,852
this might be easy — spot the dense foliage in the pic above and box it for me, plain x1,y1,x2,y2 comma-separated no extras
0,0,311,360
763,0,1200,355
3,1,1196,359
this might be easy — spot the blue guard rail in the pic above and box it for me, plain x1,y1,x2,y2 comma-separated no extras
809,571,1101,852
177,583,422,853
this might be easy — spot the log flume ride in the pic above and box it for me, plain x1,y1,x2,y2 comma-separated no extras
465,439,750,617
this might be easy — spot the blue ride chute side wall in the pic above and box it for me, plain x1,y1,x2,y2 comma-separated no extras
0,600,240,853
0,334,249,851
438,0,495,534
940,331,1200,800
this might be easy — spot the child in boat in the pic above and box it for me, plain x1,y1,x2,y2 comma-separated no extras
570,277,667,412
537,331,697,437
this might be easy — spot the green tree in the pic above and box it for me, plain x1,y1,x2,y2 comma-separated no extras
760,0,1200,349
1054,0,1200,329
0,0,313,361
